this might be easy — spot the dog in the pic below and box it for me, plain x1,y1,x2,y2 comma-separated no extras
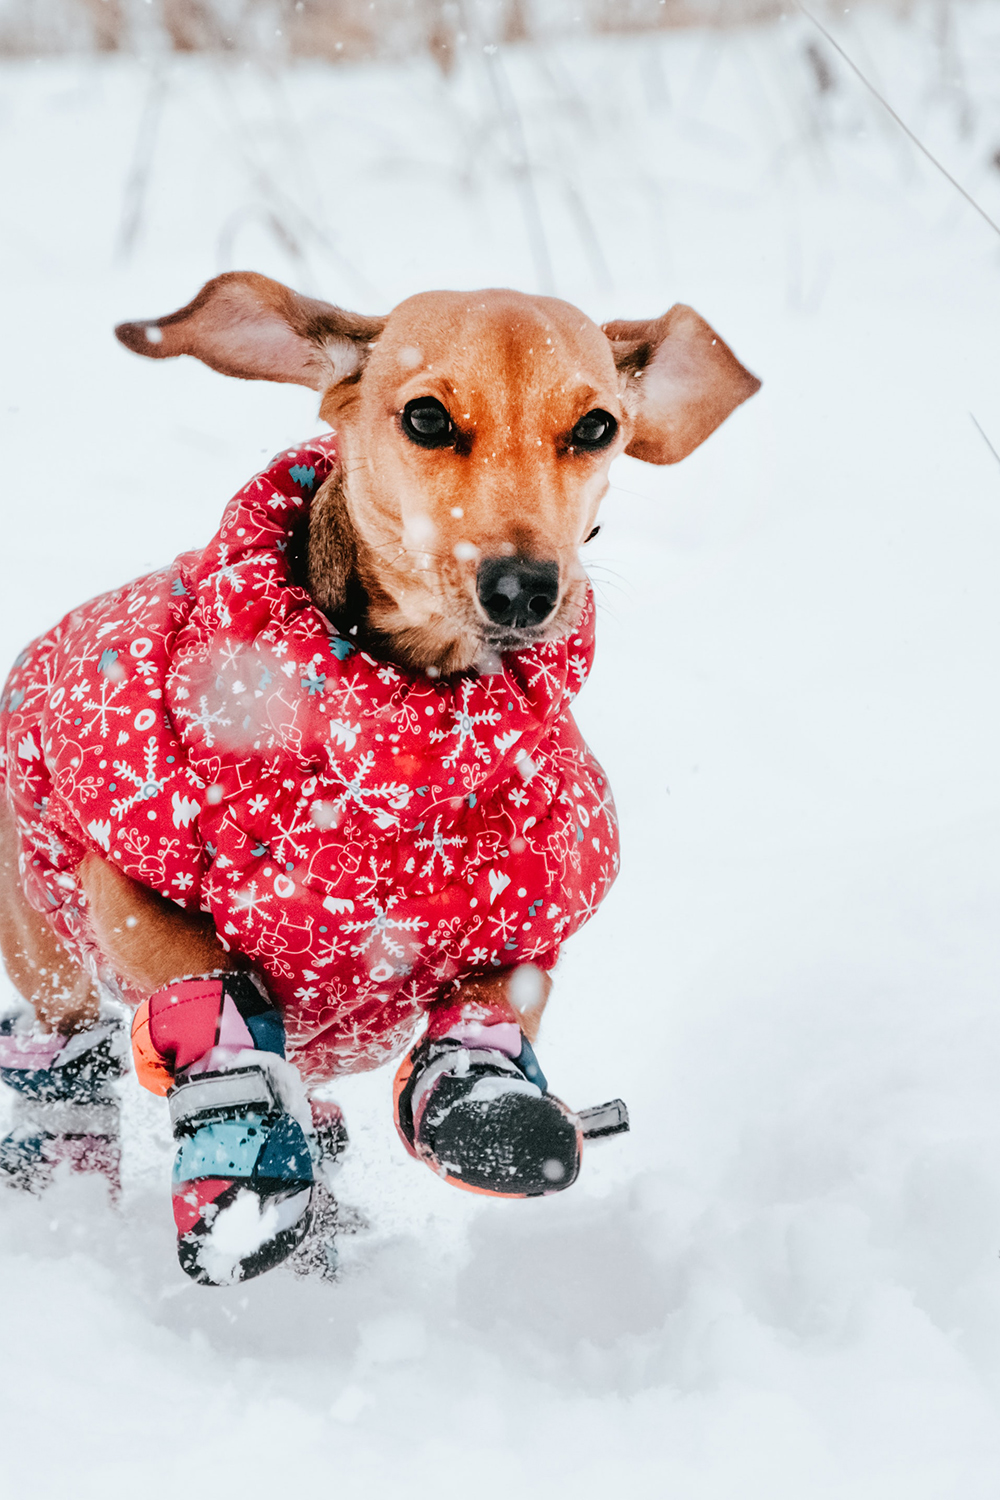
0,273,759,1281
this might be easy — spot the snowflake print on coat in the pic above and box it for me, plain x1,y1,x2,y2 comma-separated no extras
0,437,619,1082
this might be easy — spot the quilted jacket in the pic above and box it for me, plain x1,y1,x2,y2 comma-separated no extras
0,437,619,1080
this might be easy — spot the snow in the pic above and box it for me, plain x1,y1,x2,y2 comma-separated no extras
4,5,1000,1495
197,1186,313,1288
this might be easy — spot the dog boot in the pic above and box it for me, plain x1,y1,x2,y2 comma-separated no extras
0,1013,127,1194
393,1003,585,1197
132,971,316,1286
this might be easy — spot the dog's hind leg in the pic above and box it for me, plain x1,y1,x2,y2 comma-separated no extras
0,799,100,1035
77,855,318,1285
0,802,126,1191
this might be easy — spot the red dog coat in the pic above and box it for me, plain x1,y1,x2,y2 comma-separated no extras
0,438,619,1081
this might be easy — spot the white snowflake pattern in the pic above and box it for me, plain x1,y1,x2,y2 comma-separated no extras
49,695,80,735
325,676,367,714
311,930,348,968
65,639,104,680
326,751,410,822
231,878,272,925
209,547,248,628
574,883,602,924
589,780,617,837
25,817,67,869
174,694,232,748
109,736,179,820
340,890,428,962
525,653,564,698
488,906,518,943
217,639,244,673
269,801,318,864
519,934,555,963
414,815,466,879
79,674,130,738
429,679,501,768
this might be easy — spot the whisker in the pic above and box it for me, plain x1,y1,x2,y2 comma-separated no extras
608,482,658,503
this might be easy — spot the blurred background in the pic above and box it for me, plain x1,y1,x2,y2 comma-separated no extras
0,1,997,342
0,0,901,62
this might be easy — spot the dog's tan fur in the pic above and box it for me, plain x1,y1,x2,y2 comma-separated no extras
2,273,759,1049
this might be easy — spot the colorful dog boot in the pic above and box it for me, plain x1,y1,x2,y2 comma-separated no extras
393,1004,588,1198
132,971,316,1286
0,1013,127,1194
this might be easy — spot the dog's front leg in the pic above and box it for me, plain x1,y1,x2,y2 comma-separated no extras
438,967,553,1044
79,853,236,996
392,966,587,1198
78,855,318,1285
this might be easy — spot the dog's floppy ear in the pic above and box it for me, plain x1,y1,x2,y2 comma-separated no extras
602,305,760,465
115,271,386,392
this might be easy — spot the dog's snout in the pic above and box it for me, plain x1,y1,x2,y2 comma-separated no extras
476,557,560,630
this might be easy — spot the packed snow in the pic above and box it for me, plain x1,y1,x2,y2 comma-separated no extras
3,6,1000,1495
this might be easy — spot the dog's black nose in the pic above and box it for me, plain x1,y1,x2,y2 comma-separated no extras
476,558,560,630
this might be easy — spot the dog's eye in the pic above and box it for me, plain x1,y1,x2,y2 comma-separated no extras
401,398,454,448
570,409,618,451
584,525,601,543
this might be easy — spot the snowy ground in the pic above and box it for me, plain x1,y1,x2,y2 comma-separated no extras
4,6,1000,1495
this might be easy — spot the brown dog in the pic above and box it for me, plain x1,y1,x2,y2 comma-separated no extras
1,271,758,1062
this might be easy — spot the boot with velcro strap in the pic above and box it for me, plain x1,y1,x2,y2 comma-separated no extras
0,1013,127,1194
168,1059,318,1286
394,1024,628,1199
132,971,333,1287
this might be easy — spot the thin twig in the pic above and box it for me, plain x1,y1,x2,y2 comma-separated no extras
970,413,1000,472
798,4,1000,242
483,48,556,295
117,70,168,259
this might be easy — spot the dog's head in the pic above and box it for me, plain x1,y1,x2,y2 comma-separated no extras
117,272,759,672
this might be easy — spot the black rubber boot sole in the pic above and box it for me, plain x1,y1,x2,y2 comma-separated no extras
421,1076,581,1197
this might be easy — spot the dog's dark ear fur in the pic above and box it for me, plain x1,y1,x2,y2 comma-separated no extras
603,305,760,464
115,271,386,392
307,473,358,619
